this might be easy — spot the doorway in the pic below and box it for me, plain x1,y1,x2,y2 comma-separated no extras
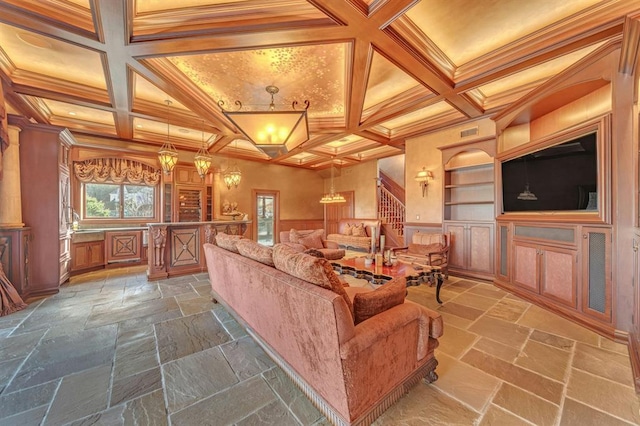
252,190,279,245
324,191,355,235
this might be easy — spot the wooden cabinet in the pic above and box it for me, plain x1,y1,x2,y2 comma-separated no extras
513,240,577,308
163,165,211,222
19,123,73,298
440,144,496,280
177,187,203,222
580,227,612,322
174,166,203,185
105,230,141,264
495,222,613,337
71,240,104,273
444,163,494,222
445,221,494,280
0,227,31,296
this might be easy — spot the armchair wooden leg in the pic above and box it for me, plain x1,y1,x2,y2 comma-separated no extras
435,275,444,304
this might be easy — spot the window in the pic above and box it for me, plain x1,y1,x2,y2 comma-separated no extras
85,183,155,219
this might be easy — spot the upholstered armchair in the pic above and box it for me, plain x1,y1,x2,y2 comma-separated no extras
279,229,345,260
392,232,450,279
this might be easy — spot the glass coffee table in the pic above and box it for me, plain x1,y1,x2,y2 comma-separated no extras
331,257,445,303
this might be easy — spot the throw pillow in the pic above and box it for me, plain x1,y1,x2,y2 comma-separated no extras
408,242,443,256
341,223,354,236
272,244,353,318
215,233,244,253
236,239,274,266
351,223,367,237
298,232,324,249
353,277,406,325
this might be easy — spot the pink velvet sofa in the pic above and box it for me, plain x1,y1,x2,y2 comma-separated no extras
204,242,443,426
279,229,346,260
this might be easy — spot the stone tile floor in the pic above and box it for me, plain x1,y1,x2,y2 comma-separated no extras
0,265,638,425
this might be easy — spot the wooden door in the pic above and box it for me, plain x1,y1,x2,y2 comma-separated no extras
324,191,354,235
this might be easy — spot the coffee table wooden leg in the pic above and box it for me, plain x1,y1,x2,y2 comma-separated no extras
436,275,444,304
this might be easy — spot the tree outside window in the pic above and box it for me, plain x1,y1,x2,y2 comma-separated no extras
85,183,154,218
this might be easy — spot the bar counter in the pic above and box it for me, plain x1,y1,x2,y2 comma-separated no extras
147,220,251,280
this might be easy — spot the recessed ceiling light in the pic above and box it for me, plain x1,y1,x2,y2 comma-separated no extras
179,128,189,134
68,111,77,116
136,124,143,128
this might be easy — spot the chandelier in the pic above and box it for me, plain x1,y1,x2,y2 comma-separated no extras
158,100,179,175
219,85,310,158
320,159,345,204
193,121,212,179
222,140,242,189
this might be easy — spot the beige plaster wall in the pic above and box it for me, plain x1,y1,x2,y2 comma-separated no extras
405,118,497,225
379,154,405,187
329,160,378,218
214,158,324,220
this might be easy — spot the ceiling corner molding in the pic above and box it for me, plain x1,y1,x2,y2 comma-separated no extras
619,15,640,74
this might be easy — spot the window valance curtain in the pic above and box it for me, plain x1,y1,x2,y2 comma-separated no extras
73,158,161,186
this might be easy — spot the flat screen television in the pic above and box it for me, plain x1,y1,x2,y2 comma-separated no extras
501,132,597,212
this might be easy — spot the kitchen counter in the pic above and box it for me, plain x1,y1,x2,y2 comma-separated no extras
147,220,252,280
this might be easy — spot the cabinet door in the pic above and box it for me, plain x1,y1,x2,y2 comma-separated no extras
581,227,612,322
170,227,200,267
445,223,466,270
88,241,105,267
106,231,141,263
513,242,539,293
496,223,510,281
175,167,202,185
468,223,494,274
540,246,577,308
59,168,71,235
71,242,91,271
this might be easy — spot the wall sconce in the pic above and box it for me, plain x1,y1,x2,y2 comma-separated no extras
415,167,433,197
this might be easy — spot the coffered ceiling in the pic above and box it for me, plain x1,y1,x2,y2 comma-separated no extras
0,0,639,169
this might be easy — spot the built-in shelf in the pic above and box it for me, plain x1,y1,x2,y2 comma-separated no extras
445,201,494,206
445,181,494,189
444,162,495,222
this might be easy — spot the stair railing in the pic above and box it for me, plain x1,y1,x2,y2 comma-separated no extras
378,185,405,237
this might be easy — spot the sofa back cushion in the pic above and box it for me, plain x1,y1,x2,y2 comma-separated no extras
236,239,274,266
336,219,381,238
353,278,406,325
215,232,244,253
273,244,353,319
408,242,443,256
412,232,446,246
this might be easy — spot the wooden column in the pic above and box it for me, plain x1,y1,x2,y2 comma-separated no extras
147,224,168,280
0,125,24,227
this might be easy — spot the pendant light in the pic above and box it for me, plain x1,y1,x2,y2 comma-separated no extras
194,120,212,179
320,156,345,203
157,99,178,175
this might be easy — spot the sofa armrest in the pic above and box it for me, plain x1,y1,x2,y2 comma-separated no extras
340,303,438,360
323,240,340,249
391,246,409,254
281,242,306,252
